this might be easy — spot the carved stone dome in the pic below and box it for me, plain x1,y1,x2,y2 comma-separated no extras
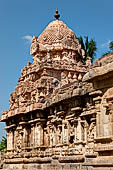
37,19,80,51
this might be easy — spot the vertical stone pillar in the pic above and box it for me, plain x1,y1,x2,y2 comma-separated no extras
44,127,49,146
56,125,62,145
62,121,65,144
40,123,44,146
53,125,56,146
49,127,53,147
62,120,69,145
7,130,14,151
99,111,103,137
35,123,44,147
95,99,103,137
7,130,9,151
35,123,39,146
78,118,82,142
96,112,99,138
84,120,88,143
15,126,23,152
23,127,28,148
74,122,77,143
13,130,16,150
31,124,35,147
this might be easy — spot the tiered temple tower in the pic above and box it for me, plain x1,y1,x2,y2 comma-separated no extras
2,10,113,170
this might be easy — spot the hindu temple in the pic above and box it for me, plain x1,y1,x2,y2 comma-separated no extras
1,9,113,170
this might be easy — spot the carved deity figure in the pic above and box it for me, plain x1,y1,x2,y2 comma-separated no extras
53,52,60,61
46,52,51,63
63,123,69,144
15,129,22,152
23,127,28,148
61,71,68,86
88,122,95,140
30,36,39,56
49,128,54,146
7,130,14,151
62,51,68,63
57,126,62,144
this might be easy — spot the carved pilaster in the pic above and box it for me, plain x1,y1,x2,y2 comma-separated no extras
7,130,14,151
35,122,44,147
62,120,69,145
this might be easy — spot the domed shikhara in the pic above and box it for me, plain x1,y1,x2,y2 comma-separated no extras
37,20,79,50
30,18,83,56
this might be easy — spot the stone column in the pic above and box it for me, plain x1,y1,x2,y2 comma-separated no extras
30,124,35,147
35,123,44,147
44,127,49,146
49,127,53,147
56,125,62,145
35,123,39,146
7,130,14,151
62,121,69,145
53,125,56,146
74,122,78,143
84,120,88,143
78,118,82,142
15,126,23,152
23,127,28,148
81,121,85,142
96,112,100,138
98,111,103,137
95,99,102,137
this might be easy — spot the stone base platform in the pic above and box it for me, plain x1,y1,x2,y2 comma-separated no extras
2,156,89,170
3,156,113,170
3,163,84,170
3,163,113,170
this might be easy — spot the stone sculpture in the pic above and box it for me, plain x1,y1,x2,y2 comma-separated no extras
1,9,113,170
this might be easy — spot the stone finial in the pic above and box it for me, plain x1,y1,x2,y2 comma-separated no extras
54,8,60,20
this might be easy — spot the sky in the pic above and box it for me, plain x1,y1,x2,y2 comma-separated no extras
0,0,113,141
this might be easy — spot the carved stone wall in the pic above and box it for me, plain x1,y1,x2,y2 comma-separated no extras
1,13,113,170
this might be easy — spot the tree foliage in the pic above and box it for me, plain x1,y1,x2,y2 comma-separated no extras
78,36,97,63
102,41,113,57
109,41,113,51
0,136,7,152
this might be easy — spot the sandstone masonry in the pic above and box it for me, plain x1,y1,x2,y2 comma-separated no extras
1,10,113,170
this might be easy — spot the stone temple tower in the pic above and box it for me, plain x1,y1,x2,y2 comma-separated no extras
29,9,88,102
0,10,100,170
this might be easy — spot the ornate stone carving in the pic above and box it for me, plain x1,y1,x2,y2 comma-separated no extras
3,11,113,170
30,36,39,55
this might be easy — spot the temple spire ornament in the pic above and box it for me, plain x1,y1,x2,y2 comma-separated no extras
54,8,60,20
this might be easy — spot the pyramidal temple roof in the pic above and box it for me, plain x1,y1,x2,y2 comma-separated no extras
37,19,79,49
31,9,80,53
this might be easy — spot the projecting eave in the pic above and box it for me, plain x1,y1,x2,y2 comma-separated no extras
83,60,113,83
